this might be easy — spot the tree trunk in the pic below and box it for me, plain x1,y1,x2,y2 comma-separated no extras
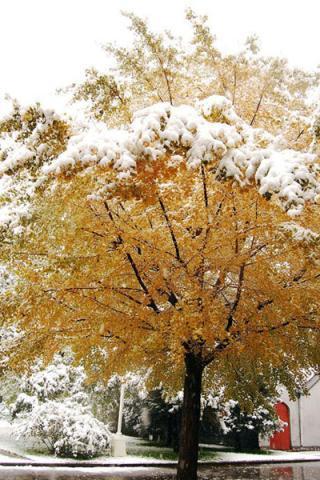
176,353,203,480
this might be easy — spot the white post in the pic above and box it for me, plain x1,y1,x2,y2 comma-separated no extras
111,381,127,457
117,383,125,434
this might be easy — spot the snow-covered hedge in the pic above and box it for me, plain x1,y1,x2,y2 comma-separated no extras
16,400,110,458
11,353,111,458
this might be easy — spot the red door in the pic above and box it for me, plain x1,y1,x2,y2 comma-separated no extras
270,402,291,450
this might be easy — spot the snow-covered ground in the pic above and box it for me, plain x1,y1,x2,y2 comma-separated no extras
214,450,320,464
1,419,320,466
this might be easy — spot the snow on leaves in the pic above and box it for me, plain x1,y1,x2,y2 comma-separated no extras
0,94,318,237
0,100,69,234
43,95,319,217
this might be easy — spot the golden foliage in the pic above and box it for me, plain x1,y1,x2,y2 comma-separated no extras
7,159,320,391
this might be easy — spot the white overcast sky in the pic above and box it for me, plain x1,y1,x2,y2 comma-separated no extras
0,0,319,106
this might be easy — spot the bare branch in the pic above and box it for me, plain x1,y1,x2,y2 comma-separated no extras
158,194,182,262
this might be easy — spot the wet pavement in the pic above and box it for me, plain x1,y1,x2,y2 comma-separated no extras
201,463,320,479
0,462,320,479
0,467,175,479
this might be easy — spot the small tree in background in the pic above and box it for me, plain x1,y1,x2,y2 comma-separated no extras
91,372,147,434
219,400,281,451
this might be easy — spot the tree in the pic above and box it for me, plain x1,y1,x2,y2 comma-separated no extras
1,11,320,480
3,91,320,479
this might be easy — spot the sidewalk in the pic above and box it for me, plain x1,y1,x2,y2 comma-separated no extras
0,449,320,468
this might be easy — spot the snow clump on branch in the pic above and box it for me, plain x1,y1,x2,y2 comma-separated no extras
43,95,319,217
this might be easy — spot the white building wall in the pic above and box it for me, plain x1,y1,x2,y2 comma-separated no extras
279,389,301,448
300,378,320,447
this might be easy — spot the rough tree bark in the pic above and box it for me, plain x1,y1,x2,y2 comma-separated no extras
176,352,204,480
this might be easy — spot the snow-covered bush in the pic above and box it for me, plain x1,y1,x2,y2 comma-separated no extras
16,400,110,458
21,355,86,400
201,389,283,451
11,353,87,417
11,353,111,458
220,399,282,437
